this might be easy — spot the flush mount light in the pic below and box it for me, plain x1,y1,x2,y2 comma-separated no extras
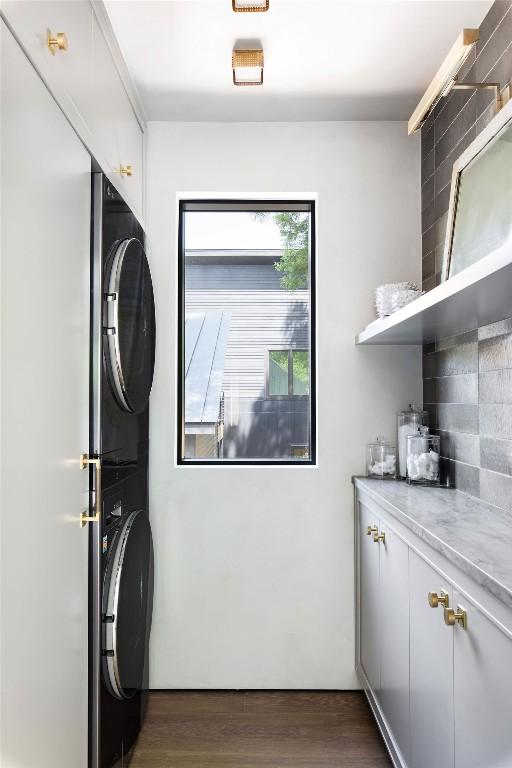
232,0,269,11
232,49,264,86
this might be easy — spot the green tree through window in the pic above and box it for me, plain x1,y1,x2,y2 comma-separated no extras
254,211,309,290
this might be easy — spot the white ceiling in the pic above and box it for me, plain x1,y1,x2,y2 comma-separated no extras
105,0,493,122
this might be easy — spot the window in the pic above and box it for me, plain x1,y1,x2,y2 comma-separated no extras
178,200,316,464
267,350,310,397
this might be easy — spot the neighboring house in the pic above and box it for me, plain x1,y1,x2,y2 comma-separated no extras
184,311,230,459
185,249,310,459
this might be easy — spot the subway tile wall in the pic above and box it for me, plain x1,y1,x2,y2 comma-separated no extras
421,1,512,510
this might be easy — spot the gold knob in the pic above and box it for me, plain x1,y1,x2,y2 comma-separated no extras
366,525,378,536
47,29,68,55
118,164,133,177
373,531,385,544
428,590,449,608
444,606,467,630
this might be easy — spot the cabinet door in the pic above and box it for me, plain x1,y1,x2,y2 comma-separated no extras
91,15,143,216
1,0,95,143
410,551,454,768
453,591,512,768
379,525,410,765
1,22,90,768
359,503,381,693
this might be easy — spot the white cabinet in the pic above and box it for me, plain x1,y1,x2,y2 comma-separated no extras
355,487,512,768
359,504,381,692
1,20,90,767
379,525,410,766
90,14,143,214
1,0,144,220
358,504,410,766
409,551,453,768
0,0,95,143
453,591,512,768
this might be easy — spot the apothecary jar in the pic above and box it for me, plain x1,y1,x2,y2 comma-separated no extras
367,437,397,480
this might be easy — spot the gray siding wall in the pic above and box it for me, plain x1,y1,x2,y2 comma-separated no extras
421,1,512,509
185,262,309,400
185,259,311,459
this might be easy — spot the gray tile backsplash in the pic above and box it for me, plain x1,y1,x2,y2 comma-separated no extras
480,436,512,475
421,2,512,513
422,319,512,512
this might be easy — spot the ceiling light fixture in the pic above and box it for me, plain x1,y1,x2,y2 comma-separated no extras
232,49,264,86
232,0,269,12
408,29,482,135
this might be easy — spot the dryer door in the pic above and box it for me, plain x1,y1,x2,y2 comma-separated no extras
103,510,154,700
105,238,156,413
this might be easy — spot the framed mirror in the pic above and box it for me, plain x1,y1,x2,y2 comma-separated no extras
442,97,512,281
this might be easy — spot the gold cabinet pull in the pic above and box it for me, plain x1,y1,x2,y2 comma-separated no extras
428,590,449,608
118,165,133,177
47,29,68,55
79,454,102,527
366,525,378,536
373,531,386,544
444,606,467,630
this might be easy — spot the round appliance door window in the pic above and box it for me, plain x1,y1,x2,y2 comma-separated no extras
103,510,154,700
105,238,156,413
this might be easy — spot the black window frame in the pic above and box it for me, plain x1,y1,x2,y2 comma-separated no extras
177,198,317,466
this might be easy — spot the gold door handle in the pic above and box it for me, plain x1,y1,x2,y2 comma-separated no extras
366,525,378,536
47,29,68,55
373,531,385,544
428,590,449,608
444,606,467,630
118,165,133,177
79,454,101,527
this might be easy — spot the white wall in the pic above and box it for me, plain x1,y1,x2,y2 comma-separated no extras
146,121,422,689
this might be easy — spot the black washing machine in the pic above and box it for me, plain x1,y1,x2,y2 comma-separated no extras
89,174,156,768
98,468,154,768
91,174,156,458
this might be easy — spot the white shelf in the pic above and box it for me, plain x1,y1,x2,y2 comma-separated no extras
356,248,512,345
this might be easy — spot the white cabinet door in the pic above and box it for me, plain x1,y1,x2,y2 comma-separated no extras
453,591,512,768
379,524,410,765
1,0,95,143
359,503,381,693
410,550,454,768
91,14,143,216
1,21,90,768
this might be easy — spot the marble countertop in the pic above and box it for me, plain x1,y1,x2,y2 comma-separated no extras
353,477,512,611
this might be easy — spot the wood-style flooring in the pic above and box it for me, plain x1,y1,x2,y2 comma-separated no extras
129,691,392,767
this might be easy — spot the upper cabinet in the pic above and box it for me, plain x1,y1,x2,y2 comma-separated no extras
1,0,145,221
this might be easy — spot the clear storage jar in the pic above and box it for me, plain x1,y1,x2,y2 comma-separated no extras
406,427,440,485
398,405,429,479
367,437,397,480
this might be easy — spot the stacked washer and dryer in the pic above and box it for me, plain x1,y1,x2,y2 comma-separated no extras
90,175,156,768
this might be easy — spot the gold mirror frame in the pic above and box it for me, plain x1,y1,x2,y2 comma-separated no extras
441,92,512,282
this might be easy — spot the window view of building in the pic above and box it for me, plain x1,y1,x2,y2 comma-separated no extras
179,202,315,463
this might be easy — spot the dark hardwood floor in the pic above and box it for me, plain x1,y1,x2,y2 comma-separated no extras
129,691,392,767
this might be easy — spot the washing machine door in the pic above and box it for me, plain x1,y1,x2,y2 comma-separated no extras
105,238,156,413
103,510,154,700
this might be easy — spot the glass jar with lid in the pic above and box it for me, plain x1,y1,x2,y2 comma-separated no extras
398,405,429,479
406,427,440,485
366,437,397,480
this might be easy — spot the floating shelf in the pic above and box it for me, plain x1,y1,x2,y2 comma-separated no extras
356,248,512,345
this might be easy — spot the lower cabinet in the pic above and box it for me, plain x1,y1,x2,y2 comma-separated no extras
379,526,410,766
410,550,453,768
453,590,512,768
356,491,512,768
359,504,381,693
